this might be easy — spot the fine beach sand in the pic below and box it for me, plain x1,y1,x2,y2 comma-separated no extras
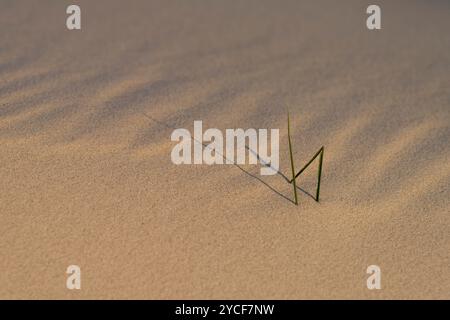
0,0,449,299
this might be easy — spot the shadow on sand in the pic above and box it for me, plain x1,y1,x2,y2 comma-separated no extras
141,112,317,205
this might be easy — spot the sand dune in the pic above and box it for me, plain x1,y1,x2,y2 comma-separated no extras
0,0,449,299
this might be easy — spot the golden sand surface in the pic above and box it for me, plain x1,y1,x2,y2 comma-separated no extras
0,0,449,299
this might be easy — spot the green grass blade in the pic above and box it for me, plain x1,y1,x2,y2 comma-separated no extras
287,112,298,205
316,147,324,202
291,147,323,182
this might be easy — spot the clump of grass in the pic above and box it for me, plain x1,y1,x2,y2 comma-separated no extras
287,112,324,205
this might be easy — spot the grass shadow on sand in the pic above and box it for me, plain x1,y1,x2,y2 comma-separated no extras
141,112,317,205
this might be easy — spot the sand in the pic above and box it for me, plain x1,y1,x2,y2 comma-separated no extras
0,0,449,299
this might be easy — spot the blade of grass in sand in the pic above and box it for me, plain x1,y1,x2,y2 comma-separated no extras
289,146,324,202
287,112,298,205
316,147,324,202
